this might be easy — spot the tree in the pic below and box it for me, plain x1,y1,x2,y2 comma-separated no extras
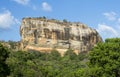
63,19,67,23
64,49,77,60
49,49,61,60
88,38,120,77
0,43,10,77
6,47,87,77
42,16,46,19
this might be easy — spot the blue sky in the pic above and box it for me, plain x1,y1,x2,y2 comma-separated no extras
0,0,120,41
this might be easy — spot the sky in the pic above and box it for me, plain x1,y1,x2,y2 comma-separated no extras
0,0,120,41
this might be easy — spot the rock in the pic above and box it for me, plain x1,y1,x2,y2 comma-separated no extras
20,17,102,54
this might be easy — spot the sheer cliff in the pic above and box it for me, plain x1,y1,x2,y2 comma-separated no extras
20,17,102,54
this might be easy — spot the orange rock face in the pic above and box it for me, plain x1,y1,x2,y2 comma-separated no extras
20,17,102,54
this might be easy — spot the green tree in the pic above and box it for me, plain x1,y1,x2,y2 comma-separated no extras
6,48,87,77
88,38,120,77
63,19,67,23
0,43,10,77
8,40,16,49
49,49,61,60
64,49,77,60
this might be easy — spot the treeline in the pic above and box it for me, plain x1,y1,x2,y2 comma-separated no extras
7,49,88,77
1,38,120,77
0,44,87,77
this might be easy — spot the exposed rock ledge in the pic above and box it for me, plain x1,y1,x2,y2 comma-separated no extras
20,17,102,54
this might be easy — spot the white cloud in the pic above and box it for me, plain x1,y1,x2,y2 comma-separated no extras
97,24,118,38
42,2,52,12
103,12,117,21
0,10,20,29
118,18,120,23
97,12,120,39
12,0,30,5
12,0,38,11
32,5,37,10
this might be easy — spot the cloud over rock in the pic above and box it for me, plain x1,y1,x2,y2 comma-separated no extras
42,2,52,12
0,10,19,29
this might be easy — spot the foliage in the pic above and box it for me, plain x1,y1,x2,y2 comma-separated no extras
87,38,120,77
8,40,17,49
3,38,120,77
63,19,67,23
0,43,10,77
6,49,87,77
64,49,77,60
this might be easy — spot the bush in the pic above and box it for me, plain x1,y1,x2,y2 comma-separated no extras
0,43,10,77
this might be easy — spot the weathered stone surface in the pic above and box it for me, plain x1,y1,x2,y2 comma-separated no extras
20,17,102,54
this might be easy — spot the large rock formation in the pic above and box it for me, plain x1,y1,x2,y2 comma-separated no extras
20,17,102,54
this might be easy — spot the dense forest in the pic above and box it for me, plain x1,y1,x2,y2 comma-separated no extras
1,38,120,77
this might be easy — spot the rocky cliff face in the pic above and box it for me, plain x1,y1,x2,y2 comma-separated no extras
20,17,102,54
